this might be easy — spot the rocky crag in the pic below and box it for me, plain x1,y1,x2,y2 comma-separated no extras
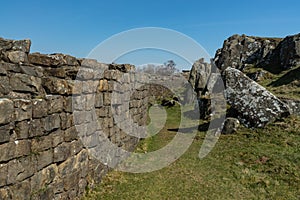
189,33,300,130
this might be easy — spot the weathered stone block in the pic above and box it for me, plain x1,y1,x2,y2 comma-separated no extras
0,142,15,162
58,157,75,177
98,79,109,92
64,126,78,142
15,139,31,157
60,112,74,130
31,135,52,152
36,149,53,170
44,67,66,78
7,51,28,64
46,95,63,114
0,76,10,95
32,99,47,118
0,98,14,125
10,179,31,200
28,53,78,67
0,163,7,187
82,80,97,94
30,164,58,193
29,118,45,138
42,77,73,95
103,92,112,106
44,114,61,132
63,96,73,113
51,129,64,147
85,94,95,110
0,124,12,143
9,73,43,94
14,99,32,121
53,142,70,163
7,155,35,184
72,95,85,111
95,93,103,108
70,140,83,156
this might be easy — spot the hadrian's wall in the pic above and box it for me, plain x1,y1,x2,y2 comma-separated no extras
0,37,148,199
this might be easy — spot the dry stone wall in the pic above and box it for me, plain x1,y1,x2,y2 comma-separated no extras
0,37,148,199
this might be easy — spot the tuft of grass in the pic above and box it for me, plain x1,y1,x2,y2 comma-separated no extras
83,105,300,200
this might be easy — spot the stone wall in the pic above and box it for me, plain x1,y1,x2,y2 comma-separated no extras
0,37,148,199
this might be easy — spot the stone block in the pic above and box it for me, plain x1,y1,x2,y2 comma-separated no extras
85,94,95,110
7,51,28,64
15,139,31,157
42,77,73,95
46,95,63,114
7,155,36,184
60,112,74,130
32,99,47,118
103,92,112,106
95,93,103,108
44,114,61,132
58,157,75,177
14,99,32,121
63,96,73,113
70,140,83,156
51,129,64,147
53,142,70,163
28,118,45,138
64,126,78,142
82,80,97,94
0,142,15,162
30,164,58,193
31,135,52,152
0,76,10,95
0,98,14,125
36,149,53,170
28,53,78,67
0,124,12,143
9,73,42,94
10,179,31,200
98,79,109,92
0,163,7,187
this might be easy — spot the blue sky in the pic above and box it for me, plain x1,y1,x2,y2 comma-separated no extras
1,0,300,69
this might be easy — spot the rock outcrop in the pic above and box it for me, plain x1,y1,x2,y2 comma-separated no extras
188,58,211,97
214,34,281,71
259,33,300,72
224,67,290,128
214,33,300,73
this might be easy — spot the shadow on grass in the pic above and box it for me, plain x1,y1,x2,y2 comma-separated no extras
268,66,300,87
168,122,210,133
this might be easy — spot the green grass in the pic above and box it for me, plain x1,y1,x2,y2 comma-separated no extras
83,105,300,200
244,65,300,100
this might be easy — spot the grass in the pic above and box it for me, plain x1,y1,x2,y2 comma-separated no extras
83,104,300,200
243,65,300,100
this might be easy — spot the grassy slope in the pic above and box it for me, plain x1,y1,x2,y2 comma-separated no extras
244,65,300,100
83,105,300,200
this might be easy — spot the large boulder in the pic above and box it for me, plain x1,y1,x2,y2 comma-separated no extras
224,67,290,128
188,58,211,96
222,117,240,134
214,34,281,71
259,33,300,72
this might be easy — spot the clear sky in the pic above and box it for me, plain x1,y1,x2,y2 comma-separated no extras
1,0,300,69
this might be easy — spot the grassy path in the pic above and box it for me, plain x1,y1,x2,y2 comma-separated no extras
83,106,300,200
